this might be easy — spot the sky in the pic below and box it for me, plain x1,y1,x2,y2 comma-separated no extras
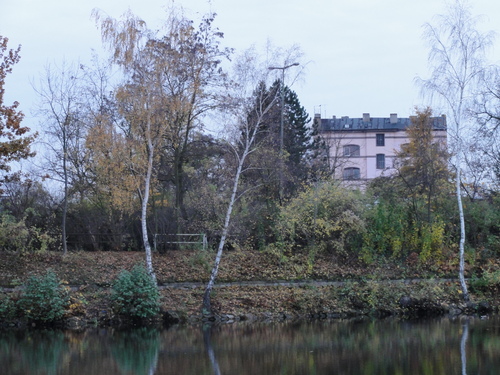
2,0,500,135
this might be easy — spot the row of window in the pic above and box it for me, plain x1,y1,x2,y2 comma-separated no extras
341,134,387,180
342,154,386,180
342,134,385,157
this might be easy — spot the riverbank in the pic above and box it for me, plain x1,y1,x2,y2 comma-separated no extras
0,250,498,328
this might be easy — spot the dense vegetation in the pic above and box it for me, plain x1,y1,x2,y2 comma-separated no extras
0,2,499,316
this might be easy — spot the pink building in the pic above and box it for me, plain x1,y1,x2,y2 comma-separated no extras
316,113,447,185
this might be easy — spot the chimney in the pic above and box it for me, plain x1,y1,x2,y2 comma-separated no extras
363,113,370,122
341,116,350,129
390,113,398,124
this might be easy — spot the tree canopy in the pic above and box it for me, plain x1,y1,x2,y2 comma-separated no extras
0,36,36,189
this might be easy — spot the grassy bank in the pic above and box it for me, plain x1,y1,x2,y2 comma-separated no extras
0,249,498,327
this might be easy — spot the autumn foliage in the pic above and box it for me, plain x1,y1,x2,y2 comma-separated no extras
0,37,36,189
0,4,499,315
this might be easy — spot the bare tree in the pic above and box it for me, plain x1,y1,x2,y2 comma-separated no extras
34,62,88,255
202,47,301,314
474,66,500,191
416,0,494,301
317,128,354,182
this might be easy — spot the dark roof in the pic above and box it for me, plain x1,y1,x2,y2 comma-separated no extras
318,115,447,132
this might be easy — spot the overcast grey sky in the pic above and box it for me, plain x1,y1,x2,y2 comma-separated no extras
2,0,500,133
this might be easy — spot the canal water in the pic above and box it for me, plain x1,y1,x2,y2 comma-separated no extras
1,316,500,374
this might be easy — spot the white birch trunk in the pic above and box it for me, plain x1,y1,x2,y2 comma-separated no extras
202,101,266,313
141,116,156,284
201,59,278,314
202,148,247,314
418,0,493,303
455,153,469,301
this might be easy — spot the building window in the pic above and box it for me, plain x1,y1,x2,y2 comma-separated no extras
376,154,385,169
343,167,360,180
376,134,385,146
343,144,360,157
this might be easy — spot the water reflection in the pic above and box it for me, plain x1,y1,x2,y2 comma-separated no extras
1,316,500,374
461,320,469,375
0,330,68,375
110,328,160,375
203,325,221,375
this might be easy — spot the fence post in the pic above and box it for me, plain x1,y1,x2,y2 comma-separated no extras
203,234,207,251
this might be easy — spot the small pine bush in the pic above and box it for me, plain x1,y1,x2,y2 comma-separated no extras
18,270,69,323
111,264,160,320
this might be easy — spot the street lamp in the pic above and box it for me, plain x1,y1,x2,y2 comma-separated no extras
268,62,299,202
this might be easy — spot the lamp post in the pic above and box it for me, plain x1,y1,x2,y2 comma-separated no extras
268,62,299,202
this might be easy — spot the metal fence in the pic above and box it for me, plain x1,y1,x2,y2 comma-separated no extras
153,233,207,252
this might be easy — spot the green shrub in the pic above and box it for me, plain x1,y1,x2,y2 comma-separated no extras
0,293,15,321
0,213,57,252
411,220,446,262
361,196,449,263
362,199,406,260
17,271,69,323
464,197,500,253
0,214,30,251
277,182,365,259
263,242,290,264
111,264,160,320
471,269,500,292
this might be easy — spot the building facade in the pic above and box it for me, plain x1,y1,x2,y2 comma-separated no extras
316,112,447,185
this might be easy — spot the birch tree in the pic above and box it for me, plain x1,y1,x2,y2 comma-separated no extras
93,10,162,280
202,51,283,314
417,0,494,301
94,8,231,276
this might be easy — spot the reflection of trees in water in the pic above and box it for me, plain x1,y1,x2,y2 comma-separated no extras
194,318,497,374
1,318,500,374
110,327,160,375
0,330,67,375
461,320,469,375
203,325,221,375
